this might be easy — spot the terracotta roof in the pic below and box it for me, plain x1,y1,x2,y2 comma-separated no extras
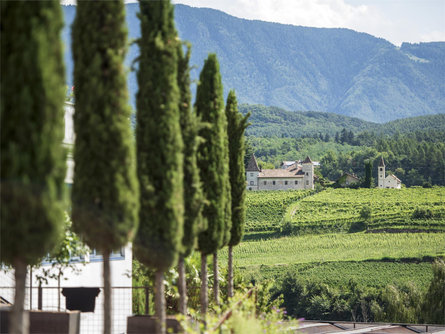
379,156,385,167
388,174,402,183
258,168,304,178
345,173,360,180
246,154,260,172
302,156,313,164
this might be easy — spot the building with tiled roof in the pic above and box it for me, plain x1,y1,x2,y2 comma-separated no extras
246,154,314,190
378,156,402,189
337,173,360,187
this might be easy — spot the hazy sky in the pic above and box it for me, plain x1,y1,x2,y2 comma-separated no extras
61,0,445,46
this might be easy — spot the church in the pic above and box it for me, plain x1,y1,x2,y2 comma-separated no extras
378,157,402,189
246,154,314,191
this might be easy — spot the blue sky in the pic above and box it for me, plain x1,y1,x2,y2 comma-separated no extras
171,0,445,46
60,0,445,46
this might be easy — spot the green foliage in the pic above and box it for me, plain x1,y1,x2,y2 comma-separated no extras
284,188,445,234
248,261,434,291
195,54,228,255
349,221,367,233
363,161,373,188
276,271,431,322
375,283,423,323
34,212,88,285
134,0,184,271
412,207,434,219
240,104,375,138
245,190,313,233
226,91,250,247
178,43,204,257
71,0,139,253
220,233,444,269
422,259,445,324
1,0,66,265
360,206,372,221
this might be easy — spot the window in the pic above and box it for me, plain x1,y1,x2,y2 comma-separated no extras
250,181,254,185
295,180,298,185
249,187,252,191
380,168,383,172
272,181,276,185
90,248,125,262
264,181,267,185
305,172,309,176
250,173,254,177
285,181,288,185
306,180,309,185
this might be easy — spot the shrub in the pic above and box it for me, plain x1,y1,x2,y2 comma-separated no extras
411,208,433,219
349,221,368,233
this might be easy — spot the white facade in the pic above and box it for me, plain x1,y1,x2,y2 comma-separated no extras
246,155,315,191
378,157,402,189
0,102,134,334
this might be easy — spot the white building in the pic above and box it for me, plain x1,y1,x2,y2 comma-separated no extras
0,102,133,334
378,156,402,189
246,154,314,190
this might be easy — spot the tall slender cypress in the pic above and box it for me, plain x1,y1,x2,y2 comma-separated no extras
225,90,250,298
177,43,204,315
364,161,373,188
1,2,66,332
195,54,227,315
71,2,139,333
134,1,184,333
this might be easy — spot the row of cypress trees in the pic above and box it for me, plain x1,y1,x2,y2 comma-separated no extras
1,1,248,333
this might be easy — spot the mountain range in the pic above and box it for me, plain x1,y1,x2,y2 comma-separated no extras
62,4,445,123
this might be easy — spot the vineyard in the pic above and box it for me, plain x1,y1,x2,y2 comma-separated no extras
245,189,314,232
238,187,445,290
244,187,445,235
223,232,445,267
239,261,435,290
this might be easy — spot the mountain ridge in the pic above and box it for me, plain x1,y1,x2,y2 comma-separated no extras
61,4,445,123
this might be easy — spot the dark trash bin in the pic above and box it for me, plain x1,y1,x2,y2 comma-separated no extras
62,287,100,312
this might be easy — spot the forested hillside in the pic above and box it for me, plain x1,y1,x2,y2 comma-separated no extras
241,105,445,138
61,4,445,123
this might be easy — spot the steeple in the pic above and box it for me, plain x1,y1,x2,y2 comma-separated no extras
302,156,313,164
379,156,385,167
246,153,260,172
378,156,386,188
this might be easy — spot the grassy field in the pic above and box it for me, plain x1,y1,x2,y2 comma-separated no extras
224,232,444,267
238,261,436,290
245,189,314,232
237,187,445,289
284,187,445,234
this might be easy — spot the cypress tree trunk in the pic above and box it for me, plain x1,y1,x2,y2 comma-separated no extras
155,270,166,334
213,252,219,305
200,253,208,317
178,256,187,315
103,252,111,334
228,245,233,298
11,259,27,334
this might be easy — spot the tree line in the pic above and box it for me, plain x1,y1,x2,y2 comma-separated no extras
246,128,444,186
1,1,249,334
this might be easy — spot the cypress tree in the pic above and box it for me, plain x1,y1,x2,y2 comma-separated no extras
1,2,66,332
195,54,227,315
134,1,184,333
225,90,250,298
177,43,204,315
364,161,373,188
71,2,139,333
